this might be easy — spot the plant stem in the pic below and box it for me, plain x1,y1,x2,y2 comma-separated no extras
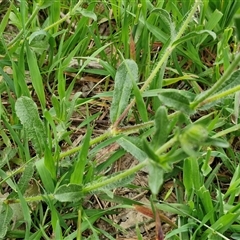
200,84,240,107
4,194,54,204
82,160,148,193
156,135,178,155
190,53,240,109
7,5,40,49
59,130,111,159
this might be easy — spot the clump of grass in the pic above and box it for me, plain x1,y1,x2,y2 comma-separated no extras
0,0,240,239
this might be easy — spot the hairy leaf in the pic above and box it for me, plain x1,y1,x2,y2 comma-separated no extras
0,204,13,239
15,97,47,156
54,184,83,202
158,89,193,114
110,59,138,123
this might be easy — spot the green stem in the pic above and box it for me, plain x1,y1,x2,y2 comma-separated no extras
190,53,240,109
200,85,240,107
213,123,240,138
156,135,178,155
7,5,40,49
59,130,111,159
82,160,148,193
4,194,54,204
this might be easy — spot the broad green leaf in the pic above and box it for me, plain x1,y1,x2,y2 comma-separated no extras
110,59,138,123
70,127,92,184
17,162,34,194
148,163,164,195
158,89,193,114
76,8,97,21
28,30,49,45
0,203,13,239
153,106,169,149
117,137,147,162
54,184,83,202
26,44,46,108
15,96,47,156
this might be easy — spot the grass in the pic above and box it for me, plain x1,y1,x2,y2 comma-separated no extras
0,0,240,239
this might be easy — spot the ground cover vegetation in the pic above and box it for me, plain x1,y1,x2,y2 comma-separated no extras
0,0,240,239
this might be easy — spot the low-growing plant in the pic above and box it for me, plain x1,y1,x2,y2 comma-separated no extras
0,0,240,239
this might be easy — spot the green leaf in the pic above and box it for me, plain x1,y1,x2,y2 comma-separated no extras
76,8,97,21
35,158,55,193
15,96,47,156
153,106,169,149
143,139,161,163
158,89,193,114
54,184,83,202
117,137,147,162
132,78,148,122
172,30,216,47
234,14,240,41
70,127,92,184
148,163,164,195
44,145,56,180
26,44,46,108
0,203,13,239
110,59,138,123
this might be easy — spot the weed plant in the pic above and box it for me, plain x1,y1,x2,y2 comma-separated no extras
0,0,240,239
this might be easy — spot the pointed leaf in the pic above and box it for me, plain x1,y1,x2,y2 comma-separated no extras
110,59,138,123
148,163,164,195
153,106,169,149
54,184,83,202
70,127,92,184
158,89,193,114
0,204,13,239
15,96,47,156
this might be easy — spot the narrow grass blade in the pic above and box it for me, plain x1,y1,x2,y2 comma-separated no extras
35,158,55,193
0,3,12,36
70,127,92,184
26,44,46,108
15,185,31,239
